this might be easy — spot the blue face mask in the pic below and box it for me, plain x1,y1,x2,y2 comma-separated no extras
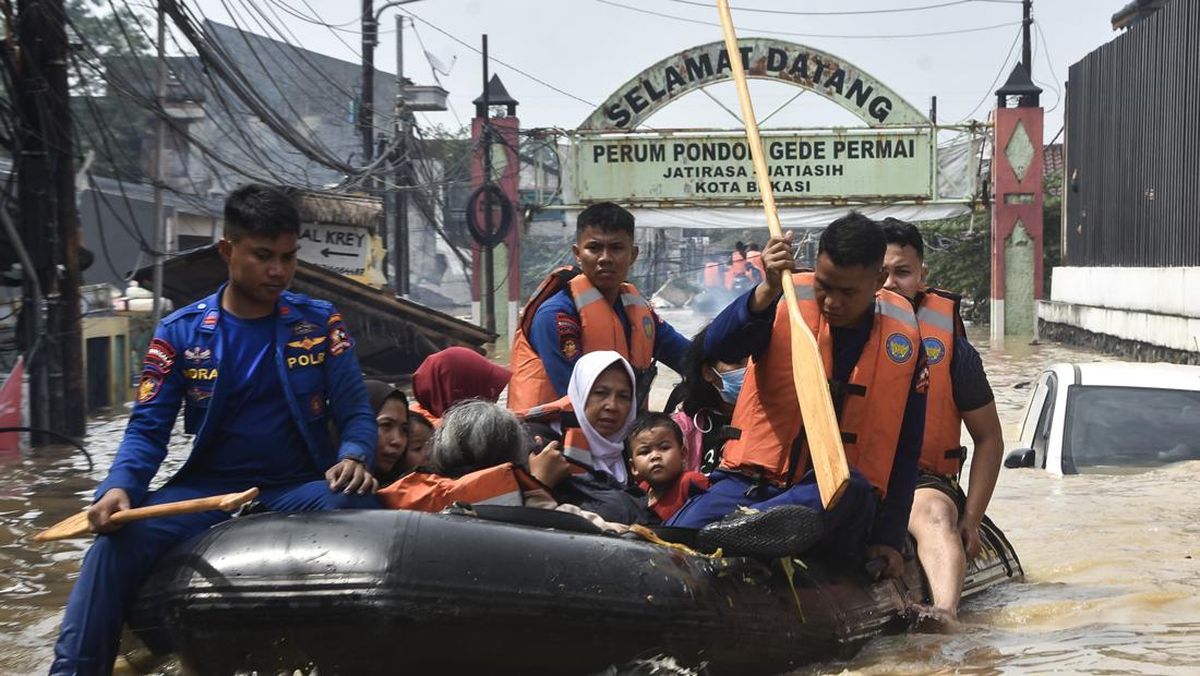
714,366,746,404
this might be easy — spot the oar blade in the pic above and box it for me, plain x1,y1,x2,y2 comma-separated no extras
33,510,91,543
784,292,851,509
33,488,261,543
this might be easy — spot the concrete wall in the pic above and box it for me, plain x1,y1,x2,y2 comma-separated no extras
1038,266,1200,357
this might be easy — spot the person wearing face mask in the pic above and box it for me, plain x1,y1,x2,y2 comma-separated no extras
668,213,928,572
663,326,747,474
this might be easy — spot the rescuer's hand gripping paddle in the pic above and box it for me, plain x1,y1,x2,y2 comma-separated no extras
714,0,850,509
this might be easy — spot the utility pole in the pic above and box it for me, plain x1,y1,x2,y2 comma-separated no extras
151,1,167,327
393,14,411,295
1022,0,1033,73
15,0,51,444
15,0,85,438
480,34,495,335
360,0,376,166
51,0,85,437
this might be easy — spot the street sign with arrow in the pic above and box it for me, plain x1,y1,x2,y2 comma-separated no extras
297,223,371,277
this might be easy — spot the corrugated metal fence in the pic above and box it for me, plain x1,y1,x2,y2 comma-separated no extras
1065,0,1200,267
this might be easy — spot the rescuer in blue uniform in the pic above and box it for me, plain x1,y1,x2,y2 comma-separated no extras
50,184,380,675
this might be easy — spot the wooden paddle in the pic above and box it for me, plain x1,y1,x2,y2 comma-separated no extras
714,0,850,509
33,488,260,542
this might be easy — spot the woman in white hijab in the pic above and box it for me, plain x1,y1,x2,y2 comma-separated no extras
565,350,638,483
542,350,650,524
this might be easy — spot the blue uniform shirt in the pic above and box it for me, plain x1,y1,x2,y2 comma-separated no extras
182,313,316,485
704,289,927,551
96,285,377,505
528,288,691,397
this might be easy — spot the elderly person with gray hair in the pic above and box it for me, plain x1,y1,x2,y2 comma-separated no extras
427,400,528,477
378,399,571,512
378,400,631,533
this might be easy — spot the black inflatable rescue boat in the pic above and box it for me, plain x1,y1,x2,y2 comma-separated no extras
130,506,1022,675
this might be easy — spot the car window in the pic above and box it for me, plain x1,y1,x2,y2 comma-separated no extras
1019,371,1053,443
1030,372,1058,464
1063,386,1200,471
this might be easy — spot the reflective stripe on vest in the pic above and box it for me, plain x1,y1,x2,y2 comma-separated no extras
917,289,966,476
563,427,595,475
570,274,655,370
507,269,655,411
718,273,920,496
513,395,572,423
476,489,525,507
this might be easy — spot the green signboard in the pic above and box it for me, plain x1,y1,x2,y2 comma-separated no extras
572,129,935,204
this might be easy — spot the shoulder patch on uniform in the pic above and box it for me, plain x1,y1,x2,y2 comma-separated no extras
144,338,176,374
922,336,947,366
328,318,353,357
137,372,163,404
556,312,582,361
641,315,654,339
885,333,914,364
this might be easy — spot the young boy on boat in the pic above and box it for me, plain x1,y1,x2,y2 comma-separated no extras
507,202,691,411
880,218,1004,621
668,213,928,573
627,412,710,521
50,184,380,675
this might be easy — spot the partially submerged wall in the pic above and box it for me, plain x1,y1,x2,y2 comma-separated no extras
1038,266,1200,363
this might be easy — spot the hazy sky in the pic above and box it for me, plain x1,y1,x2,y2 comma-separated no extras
189,0,1123,137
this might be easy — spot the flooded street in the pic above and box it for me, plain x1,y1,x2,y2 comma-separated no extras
2,307,1198,674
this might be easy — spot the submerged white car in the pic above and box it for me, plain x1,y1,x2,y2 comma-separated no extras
1008,361,1200,474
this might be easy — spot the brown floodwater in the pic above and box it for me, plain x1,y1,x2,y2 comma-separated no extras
2,307,1198,675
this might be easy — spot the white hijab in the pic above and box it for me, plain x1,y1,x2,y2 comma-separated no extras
566,351,638,483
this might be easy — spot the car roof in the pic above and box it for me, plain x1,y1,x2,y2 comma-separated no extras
1055,361,1200,390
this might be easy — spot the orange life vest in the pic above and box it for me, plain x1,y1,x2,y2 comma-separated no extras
719,273,921,496
507,268,656,411
377,462,546,511
703,262,722,288
916,288,967,477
